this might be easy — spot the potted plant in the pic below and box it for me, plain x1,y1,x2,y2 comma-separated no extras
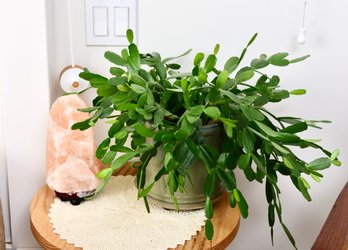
72,29,340,248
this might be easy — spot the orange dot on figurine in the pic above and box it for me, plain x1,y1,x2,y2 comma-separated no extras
71,81,80,89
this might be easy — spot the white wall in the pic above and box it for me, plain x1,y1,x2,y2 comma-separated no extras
0,0,50,248
47,1,348,249
1,0,347,248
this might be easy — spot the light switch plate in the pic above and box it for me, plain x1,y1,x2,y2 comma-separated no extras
85,0,137,46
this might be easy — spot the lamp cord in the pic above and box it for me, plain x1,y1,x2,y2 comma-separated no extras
67,0,75,67
302,0,308,29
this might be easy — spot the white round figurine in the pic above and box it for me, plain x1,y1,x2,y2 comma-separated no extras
59,65,89,93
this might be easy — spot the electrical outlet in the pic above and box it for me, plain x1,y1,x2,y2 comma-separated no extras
85,0,137,46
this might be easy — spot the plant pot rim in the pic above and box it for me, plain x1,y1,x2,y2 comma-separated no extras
200,122,222,130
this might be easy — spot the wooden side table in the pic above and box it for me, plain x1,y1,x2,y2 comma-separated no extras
30,167,240,250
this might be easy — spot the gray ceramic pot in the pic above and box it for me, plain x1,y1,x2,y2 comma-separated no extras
145,124,225,210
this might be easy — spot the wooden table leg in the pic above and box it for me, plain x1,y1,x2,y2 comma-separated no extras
312,182,348,250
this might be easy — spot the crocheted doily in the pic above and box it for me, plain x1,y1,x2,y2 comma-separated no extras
49,176,205,250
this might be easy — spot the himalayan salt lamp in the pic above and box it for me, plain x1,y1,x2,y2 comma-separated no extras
46,94,102,205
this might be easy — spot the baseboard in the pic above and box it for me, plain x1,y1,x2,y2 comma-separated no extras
16,248,42,250
6,245,42,250
5,244,13,250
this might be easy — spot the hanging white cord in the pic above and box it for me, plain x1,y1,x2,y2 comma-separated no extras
298,0,308,44
302,0,308,29
67,0,75,66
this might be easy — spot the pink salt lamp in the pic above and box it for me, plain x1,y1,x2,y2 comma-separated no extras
46,94,102,205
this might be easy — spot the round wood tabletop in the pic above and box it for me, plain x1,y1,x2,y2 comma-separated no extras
30,167,240,250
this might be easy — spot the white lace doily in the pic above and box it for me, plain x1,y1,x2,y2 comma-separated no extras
49,176,205,250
